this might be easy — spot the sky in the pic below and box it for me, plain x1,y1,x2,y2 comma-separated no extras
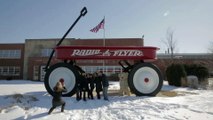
0,0,213,53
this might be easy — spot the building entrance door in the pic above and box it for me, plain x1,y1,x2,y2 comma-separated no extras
40,65,46,81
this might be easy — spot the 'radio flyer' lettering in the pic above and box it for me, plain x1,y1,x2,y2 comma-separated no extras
71,49,101,56
113,50,143,56
71,49,143,57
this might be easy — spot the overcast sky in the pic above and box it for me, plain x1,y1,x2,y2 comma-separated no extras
0,0,212,53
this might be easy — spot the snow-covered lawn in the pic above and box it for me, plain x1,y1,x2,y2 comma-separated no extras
0,80,213,120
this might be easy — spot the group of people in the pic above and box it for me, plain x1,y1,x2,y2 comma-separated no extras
48,71,109,114
76,71,109,101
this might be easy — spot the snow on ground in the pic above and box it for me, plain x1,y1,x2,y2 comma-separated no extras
0,80,213,120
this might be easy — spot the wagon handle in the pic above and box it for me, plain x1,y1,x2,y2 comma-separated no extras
45,7,88,71
81,7,87,16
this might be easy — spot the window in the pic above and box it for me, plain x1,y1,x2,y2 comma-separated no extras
0,66,20,76
41,49,54,57
14,67,20,75
0,50,21,59
8,67,14,75
81,66,123,75
33,66,39,80
2,67,8,75
40,66,46,81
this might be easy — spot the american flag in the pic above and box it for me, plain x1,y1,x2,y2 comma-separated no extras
90,18,105,33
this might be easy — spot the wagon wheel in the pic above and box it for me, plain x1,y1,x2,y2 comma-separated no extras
44,62,79,97
128,63,163,96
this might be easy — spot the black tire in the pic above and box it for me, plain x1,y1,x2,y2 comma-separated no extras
128,63,163,96
44,63,79,97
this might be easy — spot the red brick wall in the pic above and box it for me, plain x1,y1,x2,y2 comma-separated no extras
0,44,25,80
70,38,143,46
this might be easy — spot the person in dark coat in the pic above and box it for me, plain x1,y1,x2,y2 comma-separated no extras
98,71,109,100
87,73,95,99
94,72,103,99
81,73,89,101
48,80,67,114
76,76,82,101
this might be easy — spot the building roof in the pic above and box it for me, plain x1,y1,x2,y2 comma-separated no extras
157,53,213,59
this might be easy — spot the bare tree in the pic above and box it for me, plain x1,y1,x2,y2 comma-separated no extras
163,28,178,60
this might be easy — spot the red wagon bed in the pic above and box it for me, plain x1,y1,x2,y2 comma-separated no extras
55,46,159,61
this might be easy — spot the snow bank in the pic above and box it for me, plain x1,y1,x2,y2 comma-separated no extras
0,80,213,120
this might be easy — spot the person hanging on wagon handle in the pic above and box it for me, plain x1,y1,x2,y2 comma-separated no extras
48,79,67,114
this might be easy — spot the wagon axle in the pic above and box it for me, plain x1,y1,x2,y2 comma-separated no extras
144,78,149,83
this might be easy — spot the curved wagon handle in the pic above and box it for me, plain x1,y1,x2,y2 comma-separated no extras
81,7,87,16
44,7,88,71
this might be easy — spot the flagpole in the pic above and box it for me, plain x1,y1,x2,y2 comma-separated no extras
103,16,105,74
103,16,105,47
89,17,106,73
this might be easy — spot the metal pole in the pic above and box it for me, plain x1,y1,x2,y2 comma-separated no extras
103,16,105,47
103,16,105,73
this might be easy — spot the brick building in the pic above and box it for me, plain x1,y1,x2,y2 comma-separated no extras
0,44,25,80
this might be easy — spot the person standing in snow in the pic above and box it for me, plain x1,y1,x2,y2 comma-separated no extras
48,79,67,114
87,73,95,99
81,73,89,101
76,74,83,101
94,72,102,99
98,71,109,101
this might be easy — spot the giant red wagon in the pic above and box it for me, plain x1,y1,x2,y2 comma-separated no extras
44,7,163,97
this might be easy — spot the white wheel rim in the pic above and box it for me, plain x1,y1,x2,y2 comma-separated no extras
133,67,159,94
49,67,76,94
